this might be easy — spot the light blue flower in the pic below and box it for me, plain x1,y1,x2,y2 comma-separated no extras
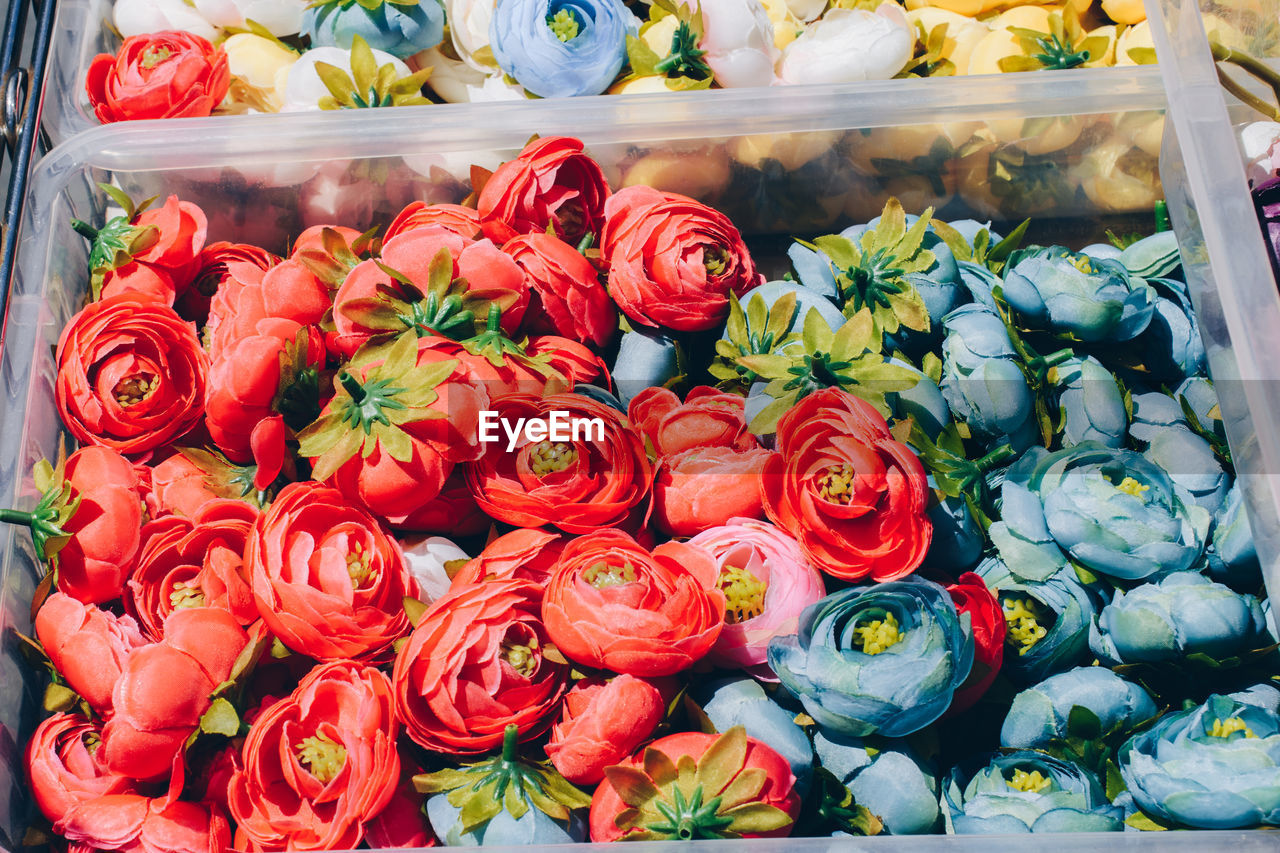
304,0,445,59
490,0,638,98
939,304,1037,451
957,260,1001,311
943,752,1123,833
1119,693,1280,828
788,242,840,301
1054,356,1126,448
1000,666,1157,750
849,214,966,328
1117,230,1182,279
1141,425,1228,514
612,328,677,407
427,794,587,845
767,578,974,738
1139,280,1205,382
887,360,950,440
813,728,940,834
1206,483,1262,590
1002,245,1156,341
1127,390,1186,446
977,556,1096,684
924,476,983,573
1175,376,1224,440
989,442,1210,583
1090,571,1267,665
695,677,815,798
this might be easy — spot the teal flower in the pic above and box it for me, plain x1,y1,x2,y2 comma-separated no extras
943,752,1123,833
1002,245,1155,341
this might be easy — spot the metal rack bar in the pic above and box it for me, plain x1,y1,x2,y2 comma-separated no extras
0,0,56,353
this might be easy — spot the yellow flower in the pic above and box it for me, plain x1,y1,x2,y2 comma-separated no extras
1114,20,1155,66
907,7,990,73
223,33,298,113
1101,0,1145,25
731,130,842,171
621,147,733,198
761,0,805,49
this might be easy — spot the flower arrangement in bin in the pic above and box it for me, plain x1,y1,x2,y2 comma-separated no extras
7,133,1279,852
85,0,1164,121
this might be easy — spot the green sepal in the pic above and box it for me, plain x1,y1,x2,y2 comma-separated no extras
1126,810,1172,831
175,447,272,509
199,697,242,737
709,290,800,389
296,226,369,290
273,327,323,432
413,724,592,835
297,331,456,482
315,35,432,110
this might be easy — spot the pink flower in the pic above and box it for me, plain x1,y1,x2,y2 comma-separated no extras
687,518,826,674
35,593,148,715
58,794,231,853
545,675,666,785
26,714,139,825
654,445,773,537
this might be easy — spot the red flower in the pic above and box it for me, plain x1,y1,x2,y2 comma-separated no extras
503,232,616,348
386,201,482,241
35,593,148,715
601,185,763,332
85,31,230,123
524,335,611,386
541,529,725,676
56,293,208,455
654,445,772,537
449,527,567,589
331,225,527,358
141,448,252,519
588,728,800,842
53,446,147,604
246,481,416,660
363,772,436,849
101,607,249,781
99,196,208,305
26,714,139,826
478,136,610,246
228,661,400,851
58,794,231,853
298,333,488,528
629,386,757,457
396,473,491,537
464,393,652,534
545,675,666,785
945,572,1005,715
392,578,568,756
179,241,279,325
127,499,259,638
760,388,932,582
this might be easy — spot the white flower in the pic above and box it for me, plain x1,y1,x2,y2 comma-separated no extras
419,46,527,103
280,45,411,111
401,536,472,604
697,0,780,88
446,0,498,71
1242,121,1280,185
777,4,913,84
194,0,305,37
113,0,219,40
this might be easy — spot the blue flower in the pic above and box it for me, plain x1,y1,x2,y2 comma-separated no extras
695,677,815,798
426,794,587,845
957,260,1001,311
1127,389,1186,445
988,442,1210,583
767,578,973,738
1119,693,1280,828
943,752,1123,833
1054,356,1126,448
787,242,840,301
939,304,1037,451
1138,279,1206,381
847,214,966,329
887,359,950,440
1141,425,1228,514
1000,666,1157,749
813,728,940,834
612,328,678,407
1002,246,1155,341
490,0,637,98
977,556,1096,684
1206,483,1262,590
305,0,445,59
924,476,983,573
1089,571,1267,665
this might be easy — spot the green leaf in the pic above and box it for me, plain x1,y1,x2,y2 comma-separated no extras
1125,811,1170,831
1105,760,1127,800
921,351,943,384
458,781,504,833
605,765,663,807
697,727,748,798
403,595,427,625
735,354,794,380
627,33,662,77
928,219,973,262
43,682,78,713
747,395,794,436
722,802,795,835
1066,705,1103,740
199,697,241,737
811,235,859,271
988,219,1031,266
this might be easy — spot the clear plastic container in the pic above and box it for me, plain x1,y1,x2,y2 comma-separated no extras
0,58,1271,850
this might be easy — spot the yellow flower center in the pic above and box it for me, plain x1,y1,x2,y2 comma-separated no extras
717,565,767,624
141,46,172,69
817,464,856,505
1069,255,1095,275
704,247,727,276
1210,717,1257,739
113,374,159,407
347,542,374,589
853,611,903,655
1114,476,1149,498
502,639,539,677
1003,598,1048,656
169,583,206,609
583,561,637,589
83,732,100,754
547,8,580,41
530,440,577,477
295,733,347,783
1008,768,1052,793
